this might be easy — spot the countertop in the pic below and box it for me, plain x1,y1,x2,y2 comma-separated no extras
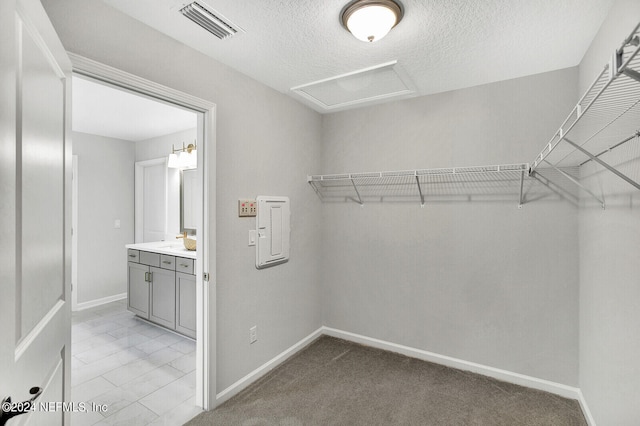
126,241,197,259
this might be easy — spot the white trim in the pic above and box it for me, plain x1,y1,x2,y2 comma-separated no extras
68,53,215,112
74,293,127,311
577,390,597,426
15,299,65,361
322,327,582,400
216,328,324,405
68,53,217,410
71,155,78,311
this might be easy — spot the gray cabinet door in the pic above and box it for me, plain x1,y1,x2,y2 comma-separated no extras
128,262,150,318
175,272,196,338
149,266,176,329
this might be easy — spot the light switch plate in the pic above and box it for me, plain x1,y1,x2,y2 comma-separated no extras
248,230,256,246
238,199,257,217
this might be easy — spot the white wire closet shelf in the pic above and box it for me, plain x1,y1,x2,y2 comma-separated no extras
531,21,640,195
309,22,640,208
308,164,581,207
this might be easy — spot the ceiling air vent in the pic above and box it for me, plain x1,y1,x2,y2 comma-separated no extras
179,2,242,40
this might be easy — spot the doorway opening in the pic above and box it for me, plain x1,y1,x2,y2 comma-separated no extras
72,66,215,420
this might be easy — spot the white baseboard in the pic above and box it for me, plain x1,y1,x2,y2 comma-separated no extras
577,390,597,426
214,326,588,419
215,327,324,405
74,293,127,311
322,327,582,401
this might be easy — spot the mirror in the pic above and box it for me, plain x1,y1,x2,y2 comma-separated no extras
181,169,198,233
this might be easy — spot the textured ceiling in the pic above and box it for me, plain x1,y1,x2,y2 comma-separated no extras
100,0,614,113
73,76,197,141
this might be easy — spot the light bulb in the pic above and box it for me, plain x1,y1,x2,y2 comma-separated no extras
346,5,398,42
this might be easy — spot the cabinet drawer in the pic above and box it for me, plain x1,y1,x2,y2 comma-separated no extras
160,254,175,271
175,257,194,275
127,249,140,263
140,251,160,267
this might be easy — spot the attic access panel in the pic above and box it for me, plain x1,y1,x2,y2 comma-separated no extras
291,61,416,112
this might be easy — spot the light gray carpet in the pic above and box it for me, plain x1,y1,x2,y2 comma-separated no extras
187,336,586,425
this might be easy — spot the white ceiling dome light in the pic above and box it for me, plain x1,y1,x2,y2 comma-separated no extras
341,0,404,43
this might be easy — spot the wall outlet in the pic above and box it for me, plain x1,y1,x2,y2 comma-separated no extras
238,199,257,217
249,325,257,344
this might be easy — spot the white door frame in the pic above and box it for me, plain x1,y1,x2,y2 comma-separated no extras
134,157,168,244
72,155,78,311
68,53,217,410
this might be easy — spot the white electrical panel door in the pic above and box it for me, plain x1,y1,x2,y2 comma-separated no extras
256,196,290,269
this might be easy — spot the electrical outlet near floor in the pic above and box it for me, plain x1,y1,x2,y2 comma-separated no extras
238,199,257,217
249,325,257,344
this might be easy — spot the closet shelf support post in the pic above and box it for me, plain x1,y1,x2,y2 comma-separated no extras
350,177,364,205
622,68,640,83
530,171,580,207
415,175,425,207
542,160,605,208
563,137,640,191
518,169,525,209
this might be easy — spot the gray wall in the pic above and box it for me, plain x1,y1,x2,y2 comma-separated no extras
320,68,581,386
135,128,197,162
577,1,640,424
73,131,135,304
42,0,324,393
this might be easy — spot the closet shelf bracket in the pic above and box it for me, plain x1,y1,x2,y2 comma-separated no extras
563,137,640,192
542,158,605,209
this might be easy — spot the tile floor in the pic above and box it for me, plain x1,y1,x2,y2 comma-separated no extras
71,299,202,425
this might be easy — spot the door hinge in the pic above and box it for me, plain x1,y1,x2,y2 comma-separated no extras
203,272,210,282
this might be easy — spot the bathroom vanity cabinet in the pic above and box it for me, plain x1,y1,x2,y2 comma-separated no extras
127,247,196,338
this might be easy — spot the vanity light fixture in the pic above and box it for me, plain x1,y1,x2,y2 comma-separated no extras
168,141,197,169
341,0,404,43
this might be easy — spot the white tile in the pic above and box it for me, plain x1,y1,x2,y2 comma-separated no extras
147,399,202,426
112,316,143,328
119,365,185,400
94,402,158,426
145,347,185,367
73,347,147,387
168,351,196,374
85,320,122,335
106,327,134,339
169,339,196,354
135,339,167,355
72,376,116,403
152,332,184,346
90,387,139,418
73,334,118,355
75,338,148,364
70,409,105,426
131,323,166,338
72,328,95,343
101,358,160,387
72,355,86,369
138,372,195,416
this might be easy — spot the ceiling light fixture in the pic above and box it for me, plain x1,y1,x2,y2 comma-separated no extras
341,0,404,43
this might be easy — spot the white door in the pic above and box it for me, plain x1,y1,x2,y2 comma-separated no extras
0,0,72,425
135,159,168,243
